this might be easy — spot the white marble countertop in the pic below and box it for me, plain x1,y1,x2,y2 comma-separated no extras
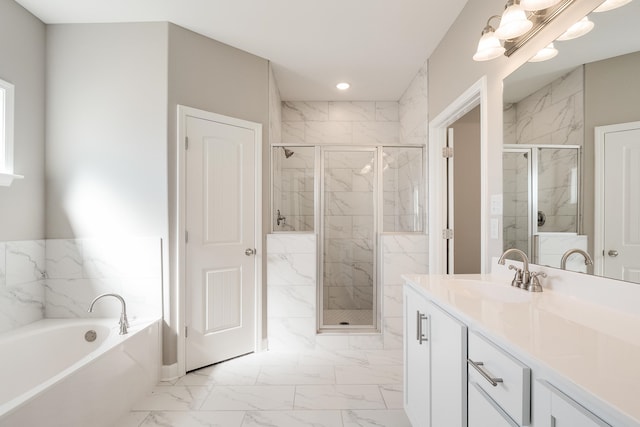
402,273,640,426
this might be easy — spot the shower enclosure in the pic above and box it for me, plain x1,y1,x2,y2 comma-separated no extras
503,144,581,263
272,145,424,332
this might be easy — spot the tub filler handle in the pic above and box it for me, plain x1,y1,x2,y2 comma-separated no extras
88,293,130,335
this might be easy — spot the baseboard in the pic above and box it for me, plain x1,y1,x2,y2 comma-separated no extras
161,363,179,381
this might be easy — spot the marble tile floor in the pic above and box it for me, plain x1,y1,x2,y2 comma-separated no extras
114,348,411,427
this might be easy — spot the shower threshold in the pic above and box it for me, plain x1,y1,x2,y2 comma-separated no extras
323,309,374,327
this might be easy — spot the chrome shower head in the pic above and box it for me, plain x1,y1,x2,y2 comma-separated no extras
282,147,295,158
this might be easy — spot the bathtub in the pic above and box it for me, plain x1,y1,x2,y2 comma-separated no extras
0,318,161,427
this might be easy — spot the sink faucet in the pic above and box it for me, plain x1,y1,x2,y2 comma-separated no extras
498,248,531,288
88,293,129,335
560,248,593,271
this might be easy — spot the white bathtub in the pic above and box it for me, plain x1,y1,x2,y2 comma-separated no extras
0,318,161,427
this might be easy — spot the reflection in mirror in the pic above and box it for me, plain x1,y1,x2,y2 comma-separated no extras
502,0,640,282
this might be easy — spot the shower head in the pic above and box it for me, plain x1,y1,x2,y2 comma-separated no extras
282,147,295,159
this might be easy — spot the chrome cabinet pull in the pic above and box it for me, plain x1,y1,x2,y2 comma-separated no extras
416,310,428,344
468,358,503,387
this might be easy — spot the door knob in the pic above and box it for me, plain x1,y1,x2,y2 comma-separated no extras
245,248,256,256
608,250,619,257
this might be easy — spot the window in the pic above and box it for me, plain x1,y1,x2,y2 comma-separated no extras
0,77,20,186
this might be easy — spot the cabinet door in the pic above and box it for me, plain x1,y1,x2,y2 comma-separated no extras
550,387,611,427
404,286,430,427
430,301,467,427
469,382,518,427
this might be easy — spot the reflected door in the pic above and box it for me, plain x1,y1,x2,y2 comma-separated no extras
321,147,377,329
602,125,640,283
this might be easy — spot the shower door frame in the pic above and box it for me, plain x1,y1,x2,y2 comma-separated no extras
503,144,582,261
318,145,381,332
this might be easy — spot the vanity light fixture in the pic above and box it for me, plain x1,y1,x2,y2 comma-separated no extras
528,42,558,61
473,16,506,61
556,16,594,40
336,82,350,90
593,0,632,12
473,0,576,61
495,0,534,40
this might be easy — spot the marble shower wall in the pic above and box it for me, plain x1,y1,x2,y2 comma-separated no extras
272,146,315,232
383,147,424,232
0,237,162,334
267,233,428,351
0,240,46,334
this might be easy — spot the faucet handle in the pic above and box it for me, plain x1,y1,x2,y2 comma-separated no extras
508,265,523,288
527,271,546,292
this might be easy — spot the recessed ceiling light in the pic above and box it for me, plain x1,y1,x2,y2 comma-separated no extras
336,82,350,90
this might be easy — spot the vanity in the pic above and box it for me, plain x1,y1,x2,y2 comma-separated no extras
403,263,640,427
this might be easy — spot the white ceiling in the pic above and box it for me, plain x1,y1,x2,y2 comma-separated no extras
15,0,469,101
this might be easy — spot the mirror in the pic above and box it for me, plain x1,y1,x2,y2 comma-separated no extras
503,0,640,282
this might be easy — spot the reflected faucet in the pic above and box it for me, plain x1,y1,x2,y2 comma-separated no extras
560,249,593,271
88,293,129,335
498,248,531,288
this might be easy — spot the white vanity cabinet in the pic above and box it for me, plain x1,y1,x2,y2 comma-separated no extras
404,284,467,427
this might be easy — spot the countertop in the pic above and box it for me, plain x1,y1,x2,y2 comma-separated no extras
403,273,640,426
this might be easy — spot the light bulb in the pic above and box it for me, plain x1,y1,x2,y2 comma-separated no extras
473,27,506,61
593,0,632,12
519,0,562,11
528,43,558,62
556,16,595,41
495,1,534,40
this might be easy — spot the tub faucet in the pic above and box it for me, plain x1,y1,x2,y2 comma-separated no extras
88,293,129,335
498,248,530,288
560,248,593,271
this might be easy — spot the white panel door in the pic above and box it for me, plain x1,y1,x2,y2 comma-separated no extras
603,126,640,283
185,115,258,372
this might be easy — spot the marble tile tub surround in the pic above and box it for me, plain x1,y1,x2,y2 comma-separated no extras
267,233,428,351
0,237,162,334
116,346,409,427
0,240,46,334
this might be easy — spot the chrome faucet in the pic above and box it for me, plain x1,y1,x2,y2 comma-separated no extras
560,248,593,271
88,293,129,335
498,248,546,292
498,248,531,288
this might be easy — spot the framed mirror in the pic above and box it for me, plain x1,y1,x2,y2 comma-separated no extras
503,0,640,282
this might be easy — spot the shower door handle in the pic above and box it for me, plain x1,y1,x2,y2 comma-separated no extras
245,248,256,256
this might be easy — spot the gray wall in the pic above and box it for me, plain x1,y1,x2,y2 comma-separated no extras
166,24,270,363
451,105,481,274
584,51,640,257
427,0,602,271
45,23,169,240
0,0,46,241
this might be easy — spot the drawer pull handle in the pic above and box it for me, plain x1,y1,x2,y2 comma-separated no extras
416,310,429,344
468,358,503,387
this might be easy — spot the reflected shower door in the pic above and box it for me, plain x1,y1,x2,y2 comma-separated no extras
321,147,377,330
503,149,531,256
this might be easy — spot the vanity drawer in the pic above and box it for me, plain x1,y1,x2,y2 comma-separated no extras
468,332,531,426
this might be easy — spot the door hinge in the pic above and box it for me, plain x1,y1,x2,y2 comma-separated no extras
185,230,189,243
185,136,189,150
442,146,454,158
185,325,188,338
442,228,454,239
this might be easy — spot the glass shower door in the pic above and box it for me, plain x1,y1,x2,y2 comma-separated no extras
320,147,377,330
